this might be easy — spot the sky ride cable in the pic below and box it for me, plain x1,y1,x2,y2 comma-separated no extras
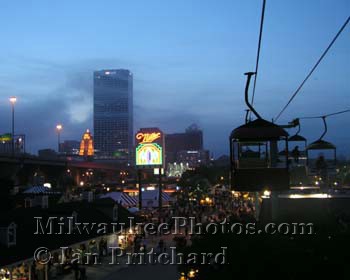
274,16,350,122
249,0,266,121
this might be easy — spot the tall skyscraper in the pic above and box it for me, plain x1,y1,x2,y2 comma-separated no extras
93,69,133,160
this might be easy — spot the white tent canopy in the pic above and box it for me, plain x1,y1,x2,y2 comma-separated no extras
99,192,137,207
23,186,61,195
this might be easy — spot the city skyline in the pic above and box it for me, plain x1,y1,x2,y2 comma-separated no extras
0,0,349,157
1,2,350,278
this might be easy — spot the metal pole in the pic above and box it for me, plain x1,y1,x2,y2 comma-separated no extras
255,192,260,221
229,137,234,189
57,131,60,153
23,134,26,154
138,169,142,210
12,103,15,157
158,167,162,210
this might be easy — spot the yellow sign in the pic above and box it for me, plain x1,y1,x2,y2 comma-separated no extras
135,128,164,167
136,143,162,165
0,134,12,142
136,132,161,143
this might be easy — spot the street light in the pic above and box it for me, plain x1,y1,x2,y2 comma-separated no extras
9,97,17,156
56,124,63,153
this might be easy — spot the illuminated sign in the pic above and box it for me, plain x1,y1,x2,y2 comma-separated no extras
135,128,164,167
136,132,161,143
0,134,12,142
136,143,162,165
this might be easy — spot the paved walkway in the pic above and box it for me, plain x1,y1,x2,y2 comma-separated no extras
56,233,182,280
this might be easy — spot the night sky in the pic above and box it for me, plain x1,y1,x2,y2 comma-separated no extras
0,0,349,157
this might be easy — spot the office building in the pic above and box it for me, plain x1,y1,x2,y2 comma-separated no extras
93,69,133,160
165,124,203,163
59,140,80,155
176,150,210,168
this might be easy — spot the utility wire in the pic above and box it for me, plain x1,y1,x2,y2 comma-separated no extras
274,16,350,122
299,109,350,120
249,0,266,120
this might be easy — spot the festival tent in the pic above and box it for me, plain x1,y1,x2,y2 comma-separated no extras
99,192,138,207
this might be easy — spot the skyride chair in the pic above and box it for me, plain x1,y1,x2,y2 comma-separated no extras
229,72,290,192
306,117,337,187
285,121,310,186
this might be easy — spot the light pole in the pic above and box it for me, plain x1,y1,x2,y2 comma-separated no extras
9,97,17,156
56,124,63,153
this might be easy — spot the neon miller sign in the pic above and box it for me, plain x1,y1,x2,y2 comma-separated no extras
136,132,161,143
135,129,164,167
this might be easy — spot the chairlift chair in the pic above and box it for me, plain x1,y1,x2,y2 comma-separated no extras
229,72,290,191
306,117,337,179
287,122,309,185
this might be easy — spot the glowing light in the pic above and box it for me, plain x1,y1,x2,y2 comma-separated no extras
43,183,52,188
146,186,155,191
135,129,164,167
288,193,331,199
9,96,17,104
107,187,110,192
263,190,271,197
136,132,161,143
56,124,63,131
0,134,12,142
79,129,94,156
80,181,84,186
154,168,164,175
136,143,162,166
188,269,196,278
